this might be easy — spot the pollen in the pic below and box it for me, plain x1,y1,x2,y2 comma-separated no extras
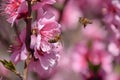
32,27,38,35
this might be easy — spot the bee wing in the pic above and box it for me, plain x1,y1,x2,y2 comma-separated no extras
88,21,92,24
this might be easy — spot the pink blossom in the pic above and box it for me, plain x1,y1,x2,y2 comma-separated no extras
29,11,62,76
29,47,60,77
2,0,56,24
43,5,60,21
102,1,120,64
76,0,103,15
103,0,120,40
81,20,107,40
41,0,56,4
49,50,80,80
32,0,56,12
108,42,120,56
72,42,88,74
31,11,61,51
10,28,28,64
0,63,9,76
71,40,113,75
2,0,27,24
105,72,120,80
61,0,83,30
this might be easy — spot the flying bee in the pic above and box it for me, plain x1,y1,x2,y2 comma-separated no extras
79,17,92,28
48,34,61,43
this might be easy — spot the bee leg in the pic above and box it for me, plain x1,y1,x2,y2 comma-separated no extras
84,24,86,28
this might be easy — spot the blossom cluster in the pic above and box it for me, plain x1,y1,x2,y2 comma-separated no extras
0,0,120,80
1,0,62,77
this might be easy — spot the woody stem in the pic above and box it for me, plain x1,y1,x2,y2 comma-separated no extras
24,0,32,80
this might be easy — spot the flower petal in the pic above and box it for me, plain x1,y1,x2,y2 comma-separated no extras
39,52,58,70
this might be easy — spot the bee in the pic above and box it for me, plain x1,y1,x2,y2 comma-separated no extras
48,34,61,43
79,17,92,28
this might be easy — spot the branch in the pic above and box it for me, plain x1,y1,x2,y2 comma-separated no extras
54,0,69,22
24,0,32,80
23,54,32,80
25,0,32,52
0,59,24,80
13,70,23,80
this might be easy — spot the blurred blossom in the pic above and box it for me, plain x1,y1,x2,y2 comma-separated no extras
61,0,83,30
108,42,120,56
43,5,60,21
103,0,120,40
108,39,120,64
0,63,9,76
70,19,114,79
103,0,120,66
49,49,81,80
105,72,120,80
72,41,113,73
81,20,107,40
71,41,114,80
72,42,88,74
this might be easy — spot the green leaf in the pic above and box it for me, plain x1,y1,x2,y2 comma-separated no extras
0,59,16,71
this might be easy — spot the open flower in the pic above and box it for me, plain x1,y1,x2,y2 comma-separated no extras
29,11,62,76
2,0,27,24
2,0,56,25
31,11,61,51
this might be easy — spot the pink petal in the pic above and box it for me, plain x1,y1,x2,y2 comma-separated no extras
17,1,27,13
30,35,37,49
20,28,26,43
39,52,58,70
7,14,18,25
10,51,20,64
20,44,28,60
42,0,56,4
41,22,59,31
41,41,51,52
29,59,51,77
32,2,42,11
36,34,41,50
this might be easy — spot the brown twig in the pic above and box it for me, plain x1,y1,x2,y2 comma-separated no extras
24,0,32,80
25,0,32,52
13,70,23,80
23,54,32,80
57,0,69,23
